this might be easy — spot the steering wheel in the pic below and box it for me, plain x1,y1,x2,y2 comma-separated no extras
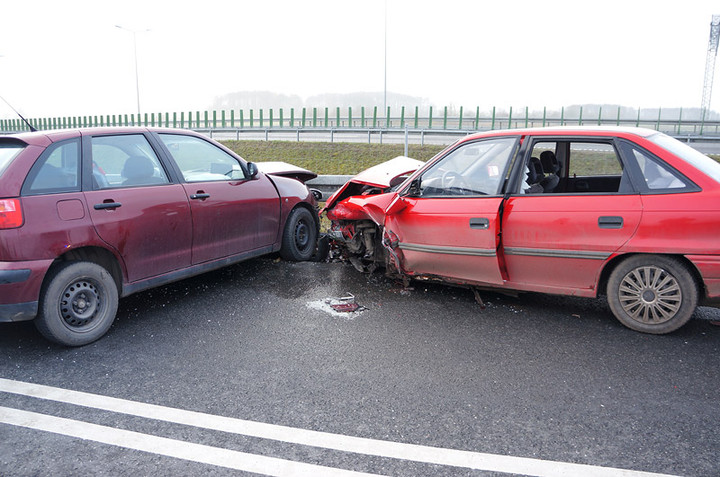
441,170,469,194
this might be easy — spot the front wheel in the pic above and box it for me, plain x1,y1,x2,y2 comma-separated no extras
607,255,698,334
280,207,318,261
35,261,119,346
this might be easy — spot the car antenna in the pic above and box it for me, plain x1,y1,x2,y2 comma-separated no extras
0,94,37,132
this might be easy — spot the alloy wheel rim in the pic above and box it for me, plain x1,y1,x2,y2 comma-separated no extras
618,265,682,325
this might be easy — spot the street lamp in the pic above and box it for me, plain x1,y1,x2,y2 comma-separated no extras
115,25,149,116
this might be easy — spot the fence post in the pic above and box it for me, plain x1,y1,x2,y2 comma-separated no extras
458,106,463,129
578,106,583,125
443,106,448,130
324,107,329,127
250,109,254,128
239,110,244,128
524,106,528,128
677,107,683,134
290,108,294,127
475,106,479,130
386,106,391,128
373,106,377,128
429,106,433,129
560,107,564,126
415,106,420,129
508,107,513,128
269,109,273,128
313,107,317,127
259,109,264,128
301,107,306,127
616,106,621,126
229,110,234,128
542,107,547,127
491,106,495,130
336,107,340,127
361,107,366,128
279,108,284,127
598,106,602,125
656,107,661,131
636,108,641,127
400,106,405,128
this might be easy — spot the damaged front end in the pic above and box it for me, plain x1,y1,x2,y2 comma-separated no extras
321,156,424,274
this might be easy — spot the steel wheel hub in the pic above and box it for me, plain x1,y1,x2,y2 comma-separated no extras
295,221,310,249
618,266,682,324
60,280,101,327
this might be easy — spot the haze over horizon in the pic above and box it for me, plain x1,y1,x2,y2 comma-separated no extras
1,0,719,120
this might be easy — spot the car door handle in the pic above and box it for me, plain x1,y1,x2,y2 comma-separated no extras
598,216,623,229
190,193,210,200
470,218,490,230
94,201,122,210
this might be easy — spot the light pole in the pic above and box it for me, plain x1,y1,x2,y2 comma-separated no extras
115,25,149,117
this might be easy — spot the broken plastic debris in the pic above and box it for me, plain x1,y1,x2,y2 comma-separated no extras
307,293,367,318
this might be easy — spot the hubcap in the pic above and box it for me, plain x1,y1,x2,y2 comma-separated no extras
618,266,682,324
60,280,102,328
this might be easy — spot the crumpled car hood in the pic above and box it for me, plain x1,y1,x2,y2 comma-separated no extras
255,161,317,183
350,156,425,188
323,156,424,211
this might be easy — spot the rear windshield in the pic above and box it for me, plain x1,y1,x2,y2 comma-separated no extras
0,142,25,178
646,132,720,184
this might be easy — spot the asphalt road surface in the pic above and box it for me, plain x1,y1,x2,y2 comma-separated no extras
2,257,720,476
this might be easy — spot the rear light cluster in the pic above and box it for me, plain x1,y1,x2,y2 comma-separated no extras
0,198,23,229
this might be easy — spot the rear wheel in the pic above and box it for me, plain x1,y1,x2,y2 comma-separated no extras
280,207,318,261
35,261,119,346
607,255,697,334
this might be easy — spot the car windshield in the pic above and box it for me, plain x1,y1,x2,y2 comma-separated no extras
0,142,24,178
646,132,720,185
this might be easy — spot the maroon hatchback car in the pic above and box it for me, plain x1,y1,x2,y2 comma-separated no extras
0,127,319,346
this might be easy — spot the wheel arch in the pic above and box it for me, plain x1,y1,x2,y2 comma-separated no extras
598,253,704,297
44,246,124,296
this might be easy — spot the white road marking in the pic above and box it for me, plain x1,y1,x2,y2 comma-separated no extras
0,378,678,477
0,407,379,477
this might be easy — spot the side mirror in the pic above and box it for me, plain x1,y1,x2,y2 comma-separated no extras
406,177,422,197
247,162,259,179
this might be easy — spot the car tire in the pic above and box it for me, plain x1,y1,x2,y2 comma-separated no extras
35,261,119,346
607,255,697,334
280,207,318,261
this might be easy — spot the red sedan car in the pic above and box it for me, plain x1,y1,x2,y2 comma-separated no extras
0,127,319,346
323,127,720,334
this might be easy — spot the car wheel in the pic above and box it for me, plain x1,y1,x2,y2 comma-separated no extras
280,207,318,261
35,261,119,346
607,255,697,334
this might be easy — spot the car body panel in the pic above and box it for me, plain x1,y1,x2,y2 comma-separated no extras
85,185,193,282
182,174,281,264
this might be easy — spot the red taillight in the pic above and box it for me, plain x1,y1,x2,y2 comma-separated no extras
0,199,23,229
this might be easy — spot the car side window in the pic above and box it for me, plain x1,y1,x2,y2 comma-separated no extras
23,139,81,195
416,137,517,197
159,134,247,182
91,134,170,189
618,141,693,192
521,140,630,194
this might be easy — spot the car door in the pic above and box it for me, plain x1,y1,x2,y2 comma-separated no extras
500,138,642,294
156,133,280,265
83,133,193,283
384,137,520,285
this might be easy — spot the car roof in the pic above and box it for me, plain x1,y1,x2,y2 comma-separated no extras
1,127,206,146
463,126,659,141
